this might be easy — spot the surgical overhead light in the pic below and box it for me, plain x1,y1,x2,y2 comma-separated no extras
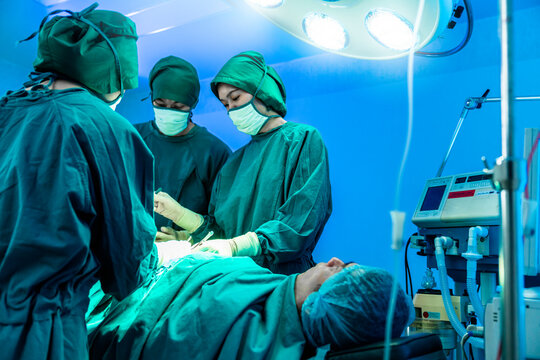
246,0,283,8
365,9,416,51
232,0,470,59
302,12,348,50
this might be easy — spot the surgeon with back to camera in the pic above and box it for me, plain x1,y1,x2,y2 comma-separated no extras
154,51,332,275
0,4,157,359
134,56,231,241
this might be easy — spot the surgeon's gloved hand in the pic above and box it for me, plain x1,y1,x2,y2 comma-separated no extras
194,232,261,257
154,191,203,233
155,226,190,242
193,239,233,257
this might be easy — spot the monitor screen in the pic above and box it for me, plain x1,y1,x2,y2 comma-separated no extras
420,185,447,211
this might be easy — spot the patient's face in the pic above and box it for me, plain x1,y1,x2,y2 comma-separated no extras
294,258,357,311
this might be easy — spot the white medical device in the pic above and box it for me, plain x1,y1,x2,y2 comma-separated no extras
484,288,540,360
412,171,500,229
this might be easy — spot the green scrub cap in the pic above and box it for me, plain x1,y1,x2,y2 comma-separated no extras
211,51,287,117
32,3,138,95
149,56,200,108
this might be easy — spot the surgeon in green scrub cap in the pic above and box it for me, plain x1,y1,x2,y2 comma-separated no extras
154,51,332,275
0,4,157,360
134,56,231,240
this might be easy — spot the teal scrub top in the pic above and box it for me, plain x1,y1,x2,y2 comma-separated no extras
87,254,306,360
192,122,332,275
0,86,157,360
134,121,231,230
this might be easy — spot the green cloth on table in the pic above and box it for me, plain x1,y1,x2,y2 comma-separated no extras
87,253,306,360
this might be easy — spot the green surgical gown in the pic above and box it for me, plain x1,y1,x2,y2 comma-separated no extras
87,253,306,360
134,121,231,229
0,87,157,360
192,122,332,275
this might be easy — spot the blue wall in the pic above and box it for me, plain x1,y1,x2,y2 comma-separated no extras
2,2,539,291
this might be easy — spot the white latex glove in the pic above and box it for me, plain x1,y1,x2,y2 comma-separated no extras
193,239,233,257
194,232,261,257
154,191,203,233
155,240,192,267
155,227,190,242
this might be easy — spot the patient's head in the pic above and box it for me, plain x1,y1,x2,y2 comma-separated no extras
297,261,414,349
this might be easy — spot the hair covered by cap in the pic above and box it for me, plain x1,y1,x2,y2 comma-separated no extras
210,51,287,117
301,265,414,349
33,9,138,95
149,56,200,108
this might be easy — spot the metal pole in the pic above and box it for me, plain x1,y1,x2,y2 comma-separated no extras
483,96,540,102
435,95,540,178
498,0,525,359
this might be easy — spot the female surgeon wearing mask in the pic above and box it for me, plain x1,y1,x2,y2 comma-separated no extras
154,51,332,275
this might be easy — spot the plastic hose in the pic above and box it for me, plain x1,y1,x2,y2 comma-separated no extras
435,237,484,348
463,226,487,324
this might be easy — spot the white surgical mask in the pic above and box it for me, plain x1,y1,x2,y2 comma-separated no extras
228,100,274,135
108,94,123,111
154,106,190,136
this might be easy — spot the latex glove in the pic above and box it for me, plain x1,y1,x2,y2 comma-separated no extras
193,239,233,257
155,227,190,242
155,240,192,267
154,191,203,233
194,232,261,257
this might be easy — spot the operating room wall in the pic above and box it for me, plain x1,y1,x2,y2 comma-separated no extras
118,4,540,287
2,2,540,292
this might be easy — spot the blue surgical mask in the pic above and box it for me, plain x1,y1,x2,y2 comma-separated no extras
227,66,277,136
154,106,190,136
228,100,274,135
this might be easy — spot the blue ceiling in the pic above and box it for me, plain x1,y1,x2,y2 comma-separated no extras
2,0,540,83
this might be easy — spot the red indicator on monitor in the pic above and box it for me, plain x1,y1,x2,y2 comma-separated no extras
448,190,475,199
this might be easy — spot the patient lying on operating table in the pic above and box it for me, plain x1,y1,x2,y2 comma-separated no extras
87,252,413,359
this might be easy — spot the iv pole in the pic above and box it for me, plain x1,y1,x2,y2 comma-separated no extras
435,2,527,357
498,0,525,358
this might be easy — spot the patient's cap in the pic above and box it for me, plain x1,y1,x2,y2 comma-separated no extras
301,265,414,349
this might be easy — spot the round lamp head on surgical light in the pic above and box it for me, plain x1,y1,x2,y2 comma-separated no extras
302,12,348,51
365,9,417,51
233,0,464,60
247,0,283,8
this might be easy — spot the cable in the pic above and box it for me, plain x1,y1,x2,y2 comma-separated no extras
524,132,540,199
405,237,410,296
461,332,471,360
405,236,414,298
416,0,473,57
